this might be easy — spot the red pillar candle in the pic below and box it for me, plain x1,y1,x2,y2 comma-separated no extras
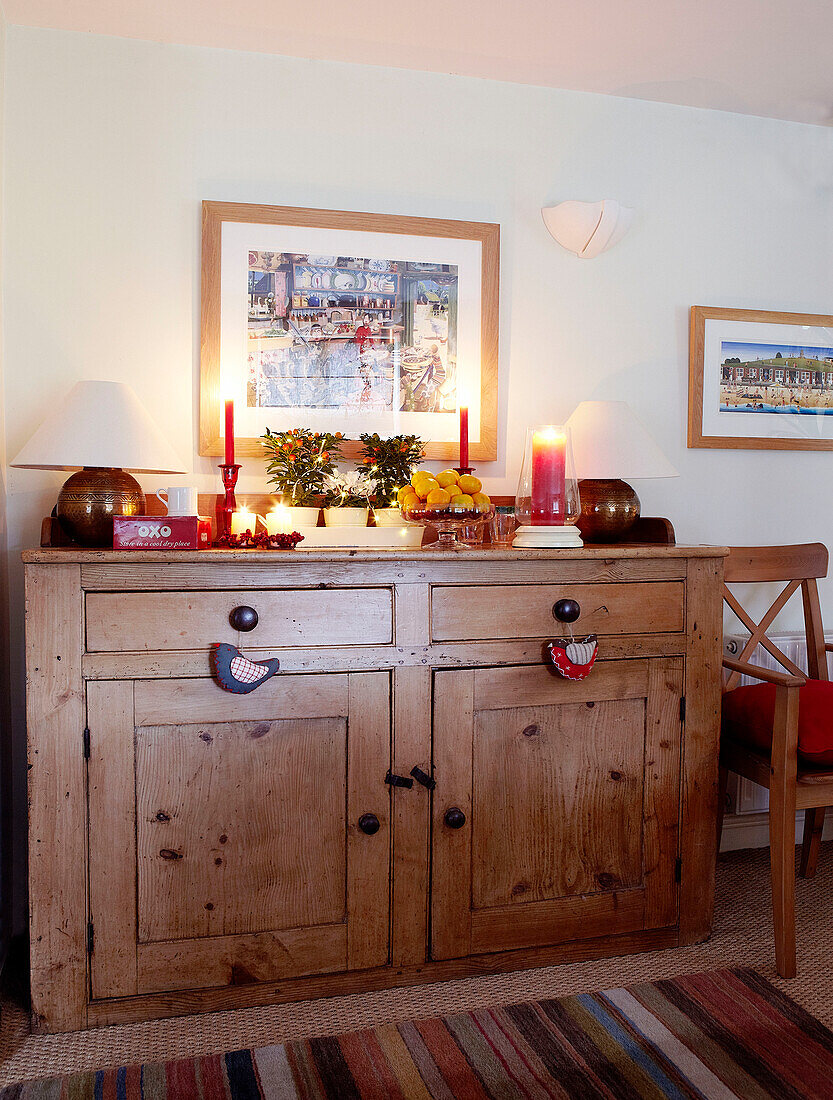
459,405,469,470
530,427,566,525
224,399,235,467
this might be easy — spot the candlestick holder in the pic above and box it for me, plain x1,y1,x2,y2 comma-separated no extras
454,466,475,477
218,463,241,539
513,425,583,548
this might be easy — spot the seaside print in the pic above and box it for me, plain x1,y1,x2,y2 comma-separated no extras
246,252,459,416
720,339,833,414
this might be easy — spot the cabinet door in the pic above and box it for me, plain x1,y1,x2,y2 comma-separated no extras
431,659,682,960
87,671,390,999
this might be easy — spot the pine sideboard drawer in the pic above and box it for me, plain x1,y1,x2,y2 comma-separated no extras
431,582,685,641
85,588,393,652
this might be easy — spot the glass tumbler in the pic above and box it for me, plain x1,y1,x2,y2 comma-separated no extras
458,522,485,546
489,507,517,546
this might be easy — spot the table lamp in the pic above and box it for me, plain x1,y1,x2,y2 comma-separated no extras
565,400,678,542
11,380,186,546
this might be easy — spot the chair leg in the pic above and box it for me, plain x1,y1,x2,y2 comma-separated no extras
799,807,825,879
716,764,729,856
770,792,797,978
769,687,799,979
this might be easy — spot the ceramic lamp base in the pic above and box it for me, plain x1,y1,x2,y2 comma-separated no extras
512,524,584,549
57,467,145,547
576,478,641,542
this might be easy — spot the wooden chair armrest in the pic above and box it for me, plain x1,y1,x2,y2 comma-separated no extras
722,657,806,688
825,642,833,653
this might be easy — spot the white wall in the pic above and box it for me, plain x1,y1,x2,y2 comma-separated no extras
2,27,833,928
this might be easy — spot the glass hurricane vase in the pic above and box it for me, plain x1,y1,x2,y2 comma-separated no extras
513,425,583,548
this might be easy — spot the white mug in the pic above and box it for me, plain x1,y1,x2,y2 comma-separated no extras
157,486,199,516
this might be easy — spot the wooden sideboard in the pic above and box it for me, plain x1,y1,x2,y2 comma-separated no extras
23,545,725,1032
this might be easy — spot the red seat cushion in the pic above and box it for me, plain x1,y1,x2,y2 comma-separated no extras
722,679,833,767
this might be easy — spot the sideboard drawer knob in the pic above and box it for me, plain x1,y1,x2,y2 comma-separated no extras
358,813,380,835
229,605,259,632
552,598,581,623
444,807,466,829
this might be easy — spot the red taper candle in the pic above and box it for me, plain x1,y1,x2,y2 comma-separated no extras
459,404,469,471
224,399,235,467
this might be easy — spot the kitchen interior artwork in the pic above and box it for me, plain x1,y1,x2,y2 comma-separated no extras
248,251,459,416
202,203,498,461
720,340,833,414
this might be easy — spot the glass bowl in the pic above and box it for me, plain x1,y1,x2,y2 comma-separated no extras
401,503,494,550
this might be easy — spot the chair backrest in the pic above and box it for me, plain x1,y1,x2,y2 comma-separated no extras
723,543,829,691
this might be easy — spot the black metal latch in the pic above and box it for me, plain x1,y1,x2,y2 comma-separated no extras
385,770,414,789
410,766,436,791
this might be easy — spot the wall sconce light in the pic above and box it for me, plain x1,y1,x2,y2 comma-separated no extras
541,199,633,259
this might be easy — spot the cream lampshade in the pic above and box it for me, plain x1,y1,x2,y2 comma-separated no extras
11,380,186,546
565,400,678,542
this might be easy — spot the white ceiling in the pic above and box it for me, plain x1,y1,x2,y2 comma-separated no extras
5,0,833,126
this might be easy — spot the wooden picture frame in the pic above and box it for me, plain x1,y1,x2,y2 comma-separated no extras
200,201,500,462
689,305,833,451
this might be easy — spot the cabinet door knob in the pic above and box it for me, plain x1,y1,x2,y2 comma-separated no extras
358,813,380,835
229,605,259,632
552,598,581,623
444,807,466,829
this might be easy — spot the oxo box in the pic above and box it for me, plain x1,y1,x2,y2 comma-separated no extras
113,515,212,550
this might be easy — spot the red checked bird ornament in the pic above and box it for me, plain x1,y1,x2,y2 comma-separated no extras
547,597,598,681
210,643,280,694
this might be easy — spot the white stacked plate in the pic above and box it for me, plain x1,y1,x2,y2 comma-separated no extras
294,526,424,550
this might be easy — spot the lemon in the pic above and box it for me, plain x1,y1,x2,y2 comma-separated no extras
436,469,460,489
472,492,491,513
415,478,440,500
457,474,482,495
426,488,452,507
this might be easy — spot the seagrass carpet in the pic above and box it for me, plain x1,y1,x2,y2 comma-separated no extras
4,849,833,1089
3,967,833,1098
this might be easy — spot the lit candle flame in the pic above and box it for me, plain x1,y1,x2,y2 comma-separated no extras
533,426,566,445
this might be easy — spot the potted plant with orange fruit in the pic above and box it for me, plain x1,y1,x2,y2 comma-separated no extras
358,432,425,527
261,427,343,528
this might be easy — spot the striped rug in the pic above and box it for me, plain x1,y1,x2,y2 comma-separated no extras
5,967,833,1098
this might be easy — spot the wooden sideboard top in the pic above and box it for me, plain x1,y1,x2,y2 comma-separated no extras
23,545,729,565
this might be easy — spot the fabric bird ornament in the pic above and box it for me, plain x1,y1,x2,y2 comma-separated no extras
547,635,598,681
210,643,280,694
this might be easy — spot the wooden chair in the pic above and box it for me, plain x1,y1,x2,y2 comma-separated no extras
719,543,832,978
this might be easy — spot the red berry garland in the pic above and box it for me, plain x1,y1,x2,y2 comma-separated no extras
216,531,304,550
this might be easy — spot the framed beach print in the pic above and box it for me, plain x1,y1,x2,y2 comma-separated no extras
200,201,500,461
689,306,833,450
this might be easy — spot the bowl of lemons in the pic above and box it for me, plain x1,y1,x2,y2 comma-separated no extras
397,469,493,549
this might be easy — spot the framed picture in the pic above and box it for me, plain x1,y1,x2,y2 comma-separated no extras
689,306,833,450
200,201,500,461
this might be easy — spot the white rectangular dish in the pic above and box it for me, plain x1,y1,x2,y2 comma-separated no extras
295,525,424,550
